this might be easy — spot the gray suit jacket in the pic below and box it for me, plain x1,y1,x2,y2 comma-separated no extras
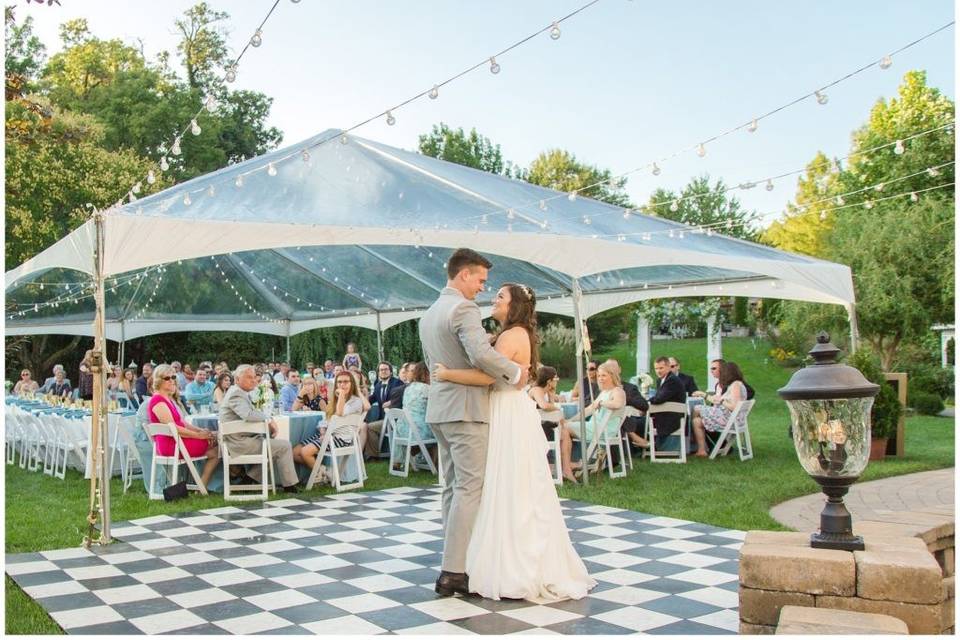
419,287,521,424
218,385,268,445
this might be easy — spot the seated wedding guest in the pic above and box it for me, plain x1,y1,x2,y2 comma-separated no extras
219,364,300,492
693,358,756,401
293,371,365,479
77,350,94,401
529,366,578,484
274,362,289,387
362,363,409,459
135,362,154,403
691,361,749,457
367,362,403,423
280,369,302,412
171,361,186,390
393,361,436,467
668,357,698,396
218,361,229,375
342,342,362,371
213,371,233,405
323,360,335,379
147,364,221,488
292,376,327,412
648,356,687,448
601,358,650,448
47,367,73,399
42,364,70,391
182,364,195,386
12,369,39,396
261,368,279,395
564,362,626,474
105,365,121,400
570,359,601,403
183,368,216,412
119,368,139,407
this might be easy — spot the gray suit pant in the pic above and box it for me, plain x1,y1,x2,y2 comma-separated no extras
431,420,488,573
225,435,298,487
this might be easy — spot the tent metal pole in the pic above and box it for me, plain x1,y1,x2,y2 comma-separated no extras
84,209,111,547
119,322,125,369
847,303,860,355
571,278,589,487
286,321,291,363
376,313,384,363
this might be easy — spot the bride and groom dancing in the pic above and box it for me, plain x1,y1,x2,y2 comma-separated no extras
419,248,595,602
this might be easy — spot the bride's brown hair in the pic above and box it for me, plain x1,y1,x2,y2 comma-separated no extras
497,283,540,378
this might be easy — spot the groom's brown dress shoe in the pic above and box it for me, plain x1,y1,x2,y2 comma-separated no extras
435,571,470,597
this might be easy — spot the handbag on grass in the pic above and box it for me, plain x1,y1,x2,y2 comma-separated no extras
162,480,188,502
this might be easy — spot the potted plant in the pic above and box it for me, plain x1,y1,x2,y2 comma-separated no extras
847,350,902,460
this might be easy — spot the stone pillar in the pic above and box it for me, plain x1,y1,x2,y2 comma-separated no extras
706,315,722,390
636,314,651,376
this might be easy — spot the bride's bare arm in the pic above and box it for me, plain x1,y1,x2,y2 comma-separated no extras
435,327,531,388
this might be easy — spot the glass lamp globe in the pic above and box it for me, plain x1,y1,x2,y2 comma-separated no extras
778,332,879,551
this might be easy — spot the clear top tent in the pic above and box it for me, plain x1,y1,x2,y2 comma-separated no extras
4,129,858,342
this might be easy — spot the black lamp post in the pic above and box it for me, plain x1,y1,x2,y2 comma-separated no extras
778,332,879,551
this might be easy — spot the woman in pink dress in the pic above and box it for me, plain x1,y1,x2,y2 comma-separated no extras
147,364,221,487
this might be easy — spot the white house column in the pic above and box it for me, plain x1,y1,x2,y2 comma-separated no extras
636,314,651,377
706,315,723,391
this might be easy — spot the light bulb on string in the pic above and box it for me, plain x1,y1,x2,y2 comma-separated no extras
190,119,201,136
147,170,156,184
927,166,940,177
489,57,500,74
183,193,192,206
205,95,217,112
132,182,142,194
651,163,661,176
864,200,874,209
747,118,758,133
235,174,245,187
874,182,885,192
250,29,263,47
428,85,439,100
160,157,170,171
207,185,215,197
669,200,679,212
340,135,348,144
567,191,577,202
549,21,561,39
910,191,919,202
765,179,774,192
623,209,631,219
815,90,828,105
696,143,706,157
267,162,277,176
539,200,547,211
171,137,182,156
879,55,893,69
225,65,237,83
583,216,591,225
386,110,396,126
506,209,516,220
301,148,310,162
894,139,905,155
835,195,845,205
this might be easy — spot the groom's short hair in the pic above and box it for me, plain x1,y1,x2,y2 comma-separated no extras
447,248,492,279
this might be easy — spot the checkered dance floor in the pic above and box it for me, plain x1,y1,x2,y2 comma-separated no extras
6,487,743,634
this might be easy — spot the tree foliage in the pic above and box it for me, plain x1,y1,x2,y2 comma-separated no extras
647,175,759,241
418,122,509,175
762,151,840,256
523,149,631,207
4,6,47,85
174,1,229,91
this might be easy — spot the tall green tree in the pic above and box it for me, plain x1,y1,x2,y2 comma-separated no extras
762,151,840,256
647,175,759,241
418,123,509,175
174,1,229,91
4,6,47,85
523,149,631,207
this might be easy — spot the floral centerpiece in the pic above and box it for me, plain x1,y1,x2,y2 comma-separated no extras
249,381,275,416
636,372,655,395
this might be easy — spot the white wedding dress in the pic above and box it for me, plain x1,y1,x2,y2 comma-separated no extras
465,380,596,602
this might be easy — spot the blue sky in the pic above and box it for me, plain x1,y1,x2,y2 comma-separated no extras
22,0,956,226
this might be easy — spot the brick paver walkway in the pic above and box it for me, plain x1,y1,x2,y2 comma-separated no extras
770,468,955,532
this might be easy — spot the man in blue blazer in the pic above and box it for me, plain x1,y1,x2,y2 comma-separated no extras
649,356,687,448
366,362,404,423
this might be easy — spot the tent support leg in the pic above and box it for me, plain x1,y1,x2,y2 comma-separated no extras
286,322,291,363
84,209,111,547
706,315,723,390
847,303,860,355
571,278,589,487
376,313,384,363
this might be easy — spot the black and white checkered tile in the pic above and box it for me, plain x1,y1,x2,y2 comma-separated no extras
7,487,743,635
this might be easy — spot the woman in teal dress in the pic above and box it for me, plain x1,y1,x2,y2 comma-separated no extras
397,362,432,441
563,362,626,473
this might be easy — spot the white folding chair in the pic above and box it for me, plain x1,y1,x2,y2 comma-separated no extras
18,415,41,471
538,408,564,485
114,417,144,492
621,406,641,471
386,408,438,478
646,402,688,463
58,416,91,474
709,399,756,461
219,420,273,501
305,413,365,492
145,422,209,500
6,412,23,465
378,409,397,459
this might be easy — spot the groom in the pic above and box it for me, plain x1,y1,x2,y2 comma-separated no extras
420,248,526,597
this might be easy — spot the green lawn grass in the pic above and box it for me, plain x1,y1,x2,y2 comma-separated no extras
6,337,955,634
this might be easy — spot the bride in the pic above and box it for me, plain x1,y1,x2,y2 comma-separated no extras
434,282,595,602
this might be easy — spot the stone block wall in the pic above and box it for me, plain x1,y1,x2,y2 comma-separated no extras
738,524,955,635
